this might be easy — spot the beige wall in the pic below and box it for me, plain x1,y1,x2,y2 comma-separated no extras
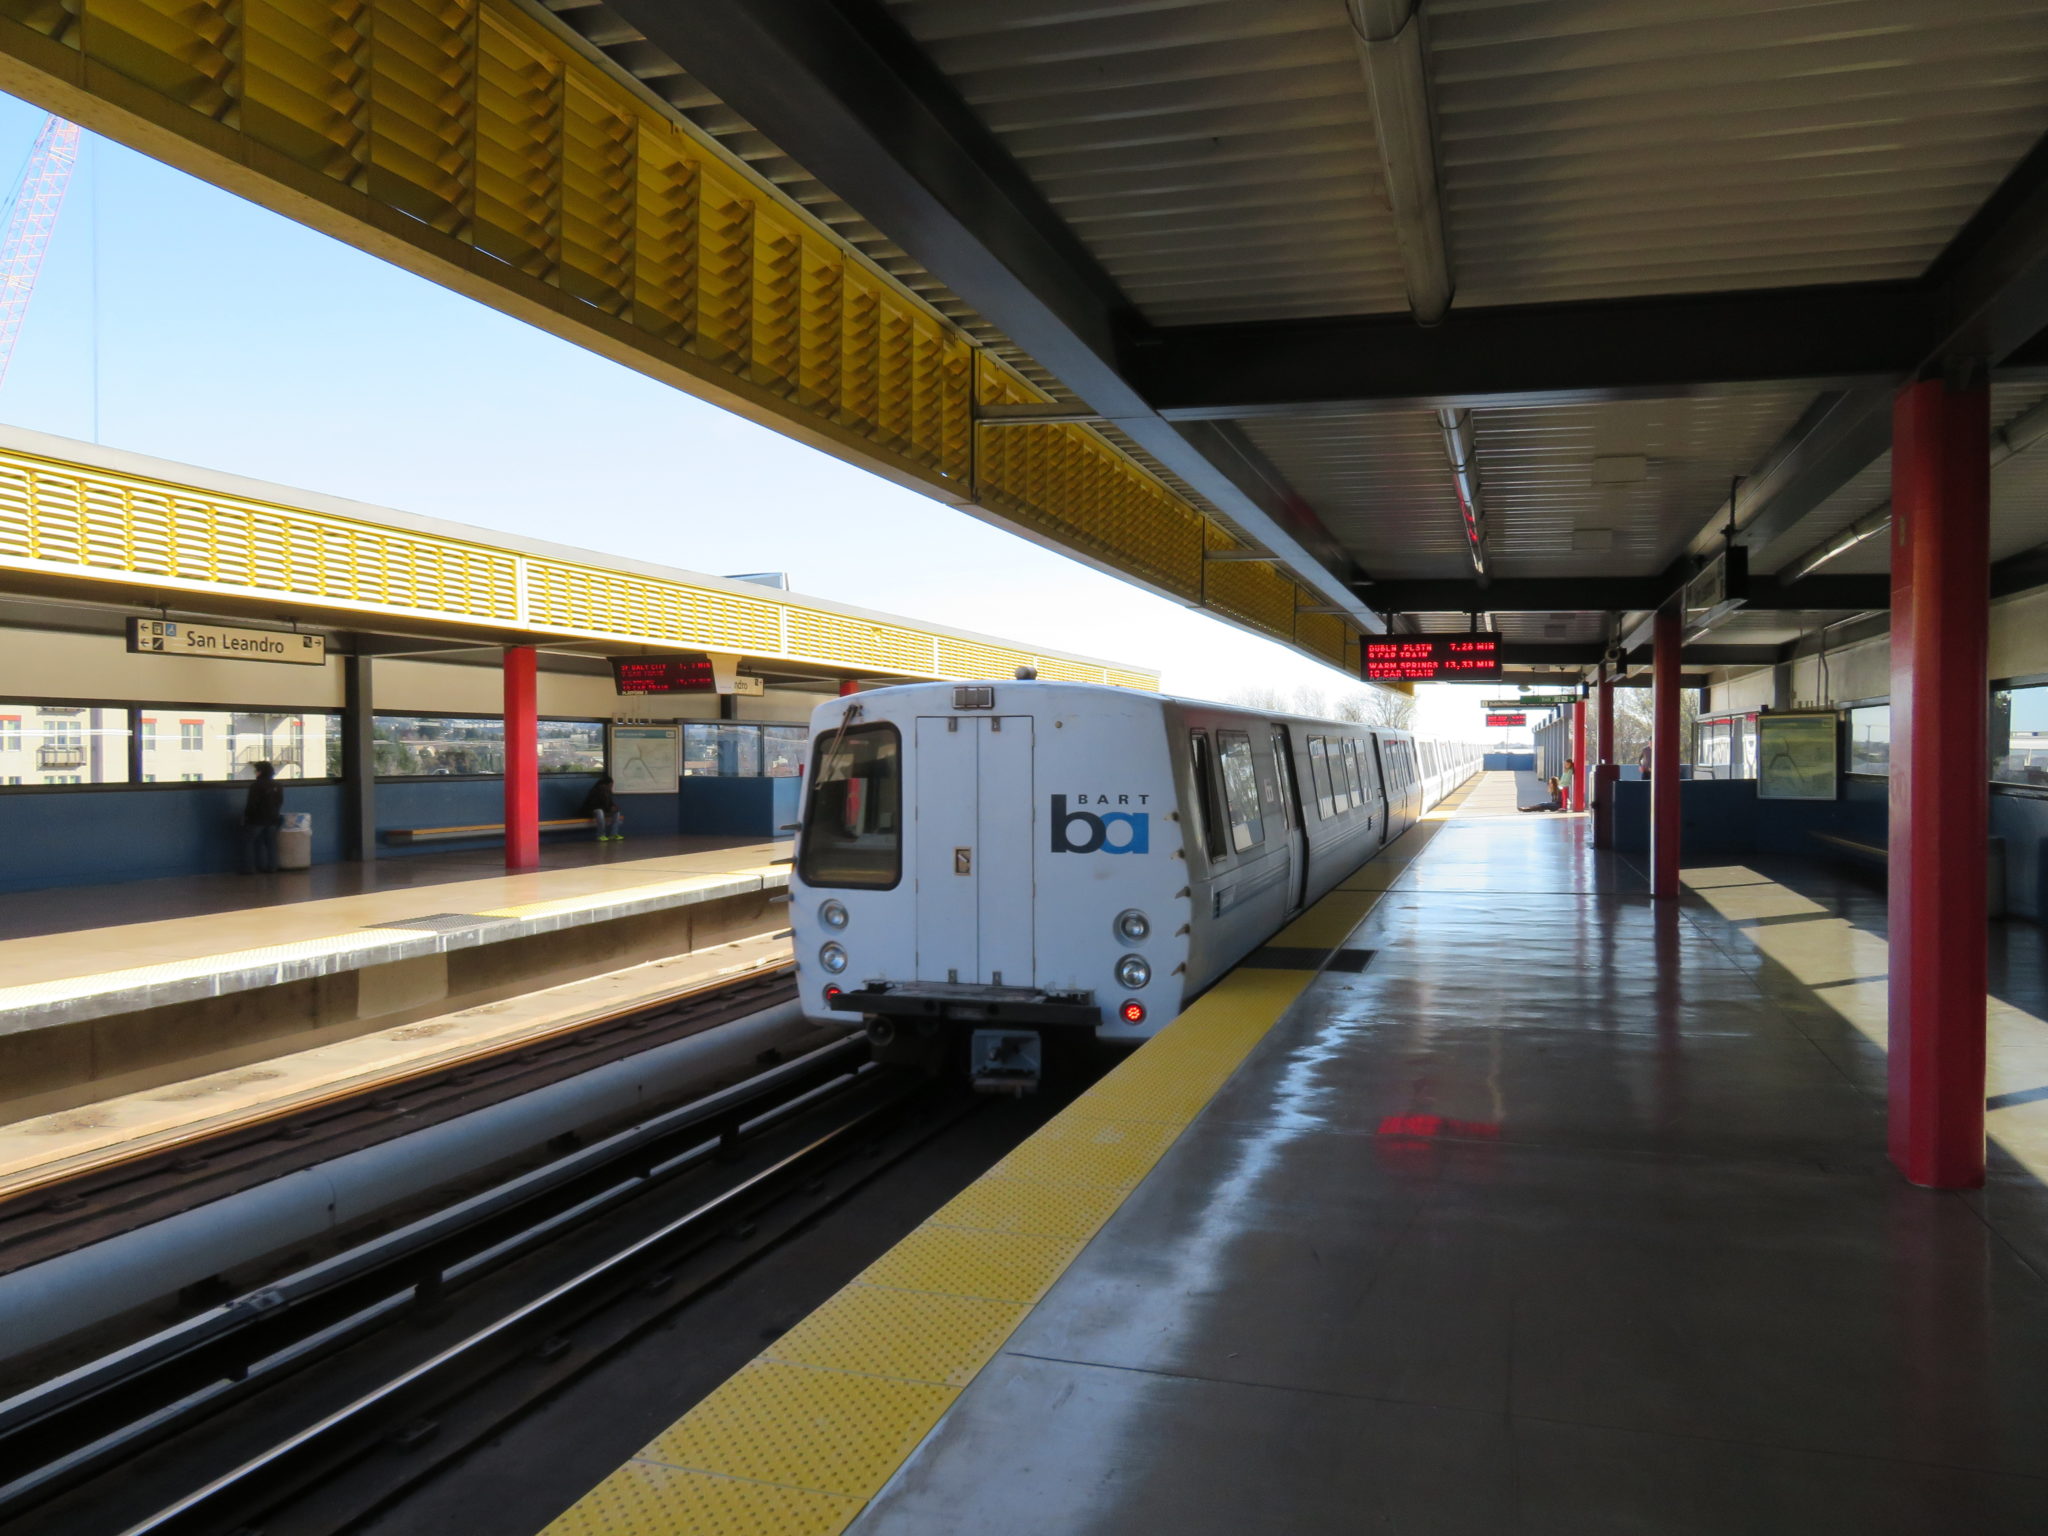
2,627,833,725
1710,589,2048,715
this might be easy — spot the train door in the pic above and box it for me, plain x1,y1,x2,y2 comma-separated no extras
1272,725,1310,910
1357,732,1388,845
913,716,1035,984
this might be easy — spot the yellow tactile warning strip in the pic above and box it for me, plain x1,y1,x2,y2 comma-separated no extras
539,813,1454,1536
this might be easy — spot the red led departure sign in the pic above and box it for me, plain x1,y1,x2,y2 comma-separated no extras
1362,633,1502,682
610,654,716,694
1485,713,1527,727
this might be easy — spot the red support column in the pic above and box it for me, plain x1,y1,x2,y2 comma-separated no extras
1651,608,1682,900
1570,699,1588,812
1593,663,1618,848
1888,376,1990,1189
504,645,539,870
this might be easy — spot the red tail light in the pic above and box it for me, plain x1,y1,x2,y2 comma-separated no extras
824,984,843,1000
1120,1000,1146,1024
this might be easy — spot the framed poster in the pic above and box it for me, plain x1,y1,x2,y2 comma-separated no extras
610,723,681,793
1757,712,1838,801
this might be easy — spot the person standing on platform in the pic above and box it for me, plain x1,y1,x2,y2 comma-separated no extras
240,761,283,874
1637,744,1653,780
582,775,626,842
1559,757,1577,808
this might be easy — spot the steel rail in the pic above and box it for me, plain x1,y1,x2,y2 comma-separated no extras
0,1030,892,1526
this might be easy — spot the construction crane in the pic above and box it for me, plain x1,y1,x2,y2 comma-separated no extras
0,114,80,392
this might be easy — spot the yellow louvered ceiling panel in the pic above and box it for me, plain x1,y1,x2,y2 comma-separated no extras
0,448,522,614
0,437,1163,685
785,609,933,675
0,0,1357,671
522,559,784,653
933,635,1030,681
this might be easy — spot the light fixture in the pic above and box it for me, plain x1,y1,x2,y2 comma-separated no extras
819,943,849,974
1115,954,1151,989
1115,909,1150,943
819,900,849,930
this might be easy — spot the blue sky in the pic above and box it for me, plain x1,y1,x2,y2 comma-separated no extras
0,95,1497,736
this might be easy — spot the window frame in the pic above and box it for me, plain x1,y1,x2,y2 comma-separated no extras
797,721,905,890
1306,735,1335,820
1188,730,1230,861
370,711,610,782
1215,729,1267,853
0,696,348,793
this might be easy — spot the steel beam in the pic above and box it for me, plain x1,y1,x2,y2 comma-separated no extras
1370,576,1890,616
606,0,1380,631
1133,285,1931,419
504,646,540,871
1651,609,1682,902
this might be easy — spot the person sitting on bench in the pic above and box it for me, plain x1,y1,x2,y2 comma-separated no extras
581,775,625,841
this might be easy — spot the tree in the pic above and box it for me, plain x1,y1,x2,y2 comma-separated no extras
1605,685,1701,766
1226,682,1415,729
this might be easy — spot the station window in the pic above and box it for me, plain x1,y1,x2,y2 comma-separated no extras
1993,684,2048,787
539,719,606,775
680,722,809,778
145,710,340,782
798,723,901,889
371,715,605,778
0,705,130,784
1215,730,1266,852
1846,705,1890,777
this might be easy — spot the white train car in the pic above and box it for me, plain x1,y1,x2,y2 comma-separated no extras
790,677,1479,1088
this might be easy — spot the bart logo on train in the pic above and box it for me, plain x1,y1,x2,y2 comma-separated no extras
1050,794,1150,855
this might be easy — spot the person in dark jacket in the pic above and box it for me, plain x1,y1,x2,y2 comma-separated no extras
240,761,284,873
582,775,625,841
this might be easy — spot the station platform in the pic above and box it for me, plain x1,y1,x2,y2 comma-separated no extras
0,837,791,1122
544,772,2048,1535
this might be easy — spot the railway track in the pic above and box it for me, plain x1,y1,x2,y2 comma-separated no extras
0,1029,966,1536
0,952,801,1280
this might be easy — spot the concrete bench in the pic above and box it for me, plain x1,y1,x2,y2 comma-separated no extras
382,818,594,846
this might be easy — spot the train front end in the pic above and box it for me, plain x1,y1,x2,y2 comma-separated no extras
789,678,1185,1091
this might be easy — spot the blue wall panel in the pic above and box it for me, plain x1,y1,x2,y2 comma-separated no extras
677,777,801,838
374,774,607,857
0,784,345,893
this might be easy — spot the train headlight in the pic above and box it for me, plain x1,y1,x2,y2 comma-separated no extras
1114,909,1150,943
819,942,849,974
820,900,850,931
1115,954,1151,989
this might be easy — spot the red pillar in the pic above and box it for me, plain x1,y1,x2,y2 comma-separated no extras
1651,608,1682,900
1570,699,1588,811
1888,377,1990,1189
504,645,539,870
838,678,860,698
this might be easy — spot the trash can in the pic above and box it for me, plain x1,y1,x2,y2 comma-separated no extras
278,812,313,871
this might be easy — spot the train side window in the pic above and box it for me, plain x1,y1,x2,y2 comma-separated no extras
1189,731,1229,860
1267,728,1295,830
1216,730,1266,852
1341,739,1363,808
1357,737,1382,800
1307,736,1335,819
797,722,902,889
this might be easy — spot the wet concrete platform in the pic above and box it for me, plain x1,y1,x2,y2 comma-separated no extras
848,777,2048,1534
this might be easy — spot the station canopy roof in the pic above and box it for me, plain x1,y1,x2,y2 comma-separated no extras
0,426,1159,692
539,0,2048,679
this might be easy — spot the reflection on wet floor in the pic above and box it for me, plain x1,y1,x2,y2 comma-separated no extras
848,772,2048,1536
1679,858,2048,1184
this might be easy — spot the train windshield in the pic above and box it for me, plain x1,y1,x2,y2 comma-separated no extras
799,723,903,888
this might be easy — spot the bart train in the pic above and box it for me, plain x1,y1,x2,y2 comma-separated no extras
789,678,1481,1088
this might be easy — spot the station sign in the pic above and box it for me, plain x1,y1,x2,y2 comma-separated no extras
1362,632,1502,682
1485,713,1527,727
127,618,326,666
1514,693,1581,709
610,654,717,694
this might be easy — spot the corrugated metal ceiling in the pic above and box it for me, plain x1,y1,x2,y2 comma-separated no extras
1243,389,1815,582
529,0,2048,631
